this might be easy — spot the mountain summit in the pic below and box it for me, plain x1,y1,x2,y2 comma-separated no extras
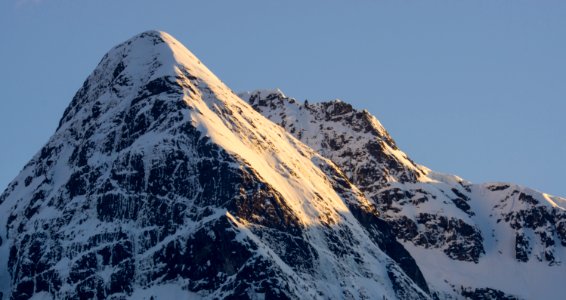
0,31,429,299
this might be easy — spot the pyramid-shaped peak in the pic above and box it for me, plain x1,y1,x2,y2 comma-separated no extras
117,30,195,61
57,30,227,129
123,30,171,44
101,30,216,82
114,30,187,56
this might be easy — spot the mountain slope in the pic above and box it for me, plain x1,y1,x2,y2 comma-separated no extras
241,89,566,300
0,31,430,299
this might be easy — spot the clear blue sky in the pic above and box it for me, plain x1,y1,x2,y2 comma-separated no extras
1,1,565,197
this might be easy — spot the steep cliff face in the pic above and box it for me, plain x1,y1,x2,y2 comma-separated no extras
0,31,429,300
242,90,566,299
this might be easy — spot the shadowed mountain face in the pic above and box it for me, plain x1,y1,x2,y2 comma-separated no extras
242,90,566,299
0,31,430,300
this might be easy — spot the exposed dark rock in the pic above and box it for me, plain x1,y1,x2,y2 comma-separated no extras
518,193,538,205
486,184,510,192
450,188,474,216
502,200,563,264
461,287,519,300
414,214,484,263
515,232,531,262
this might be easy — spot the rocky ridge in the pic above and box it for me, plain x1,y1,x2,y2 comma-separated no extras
241,89,566,299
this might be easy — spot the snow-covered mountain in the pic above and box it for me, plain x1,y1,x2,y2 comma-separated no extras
0,31,432,299
241,90,566,300
1,30,564,300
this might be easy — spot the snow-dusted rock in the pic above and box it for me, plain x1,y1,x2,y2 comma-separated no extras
242,90,566,299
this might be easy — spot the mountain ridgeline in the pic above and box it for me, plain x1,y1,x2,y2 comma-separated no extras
0,31,564,300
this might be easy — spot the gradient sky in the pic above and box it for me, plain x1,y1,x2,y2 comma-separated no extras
1,1,564,197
